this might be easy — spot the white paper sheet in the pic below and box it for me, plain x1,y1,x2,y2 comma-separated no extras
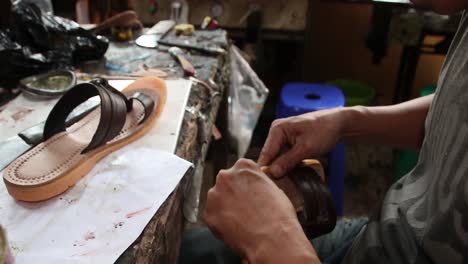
0,147,192,264
0,78,193,263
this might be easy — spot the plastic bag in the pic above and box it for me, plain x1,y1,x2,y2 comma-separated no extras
229,45,269,157
0,2,109,87
14,0,53,14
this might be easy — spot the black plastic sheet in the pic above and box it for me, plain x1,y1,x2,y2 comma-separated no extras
0,2,108,87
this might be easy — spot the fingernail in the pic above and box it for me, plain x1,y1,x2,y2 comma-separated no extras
270,165,283,178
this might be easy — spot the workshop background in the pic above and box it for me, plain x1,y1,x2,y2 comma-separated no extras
2,0,455,216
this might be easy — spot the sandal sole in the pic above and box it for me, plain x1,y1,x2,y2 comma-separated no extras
4,77,167,202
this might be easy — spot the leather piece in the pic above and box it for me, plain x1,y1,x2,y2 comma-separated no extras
5,97,145,185
94,78,157,125
43,83,102,141
43,79,156,154
287,166,337,239
3,76,167,201
43,82,128,154
4,87,159,186
274,177,304,211
267,161,337,239
91,78,133,111
82,84,128,153
130,92,156,125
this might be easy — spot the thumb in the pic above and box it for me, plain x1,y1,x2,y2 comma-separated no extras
269,146,305,178
258,125,286,166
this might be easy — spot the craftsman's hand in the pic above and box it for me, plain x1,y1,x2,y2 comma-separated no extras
204,159,319,264
259,108,347,178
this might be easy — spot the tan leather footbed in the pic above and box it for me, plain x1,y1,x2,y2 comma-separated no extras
3,77,167,202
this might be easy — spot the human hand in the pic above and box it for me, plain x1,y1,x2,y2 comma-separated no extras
203,159,318,263
259,108,347,178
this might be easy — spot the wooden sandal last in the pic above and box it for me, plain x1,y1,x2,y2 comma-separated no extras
3,77,167,202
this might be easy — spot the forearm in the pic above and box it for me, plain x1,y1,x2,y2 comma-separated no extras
246,221,321,264
340,95,433,150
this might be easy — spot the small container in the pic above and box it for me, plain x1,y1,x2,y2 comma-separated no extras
19,70,76,98
111,26,133,42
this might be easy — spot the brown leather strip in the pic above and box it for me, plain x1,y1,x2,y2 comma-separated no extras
130,92,156,125
91,78,133,111
81,84,128,153
44,78,156,155
43,83,103,141
82,85,113,152
288,167,337,239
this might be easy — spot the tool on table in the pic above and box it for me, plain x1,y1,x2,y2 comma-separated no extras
77,68,168,81
105,53,152,73
0,100,99,171
91,10,143,35
130,66,168,78
111,26,134,41
89,10,143,41
158,40,226,56
170,0,189,24
19,70,77,98
169,47,196,77
174,23,195,36
201,16,219,30
135,20,175,49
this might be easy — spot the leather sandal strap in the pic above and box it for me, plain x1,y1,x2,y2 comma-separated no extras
43,79,156,154
43,82,127,154
289,167,337,239
90,78,134,112
129,92,156,125
93,78,156,125
84,83,128,153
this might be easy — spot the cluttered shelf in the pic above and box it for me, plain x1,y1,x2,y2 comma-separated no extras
326,0,412,7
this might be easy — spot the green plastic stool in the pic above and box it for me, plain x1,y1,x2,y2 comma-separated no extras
326,80,376,106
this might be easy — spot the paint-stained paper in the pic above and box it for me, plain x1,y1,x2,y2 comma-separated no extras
0,147,192,263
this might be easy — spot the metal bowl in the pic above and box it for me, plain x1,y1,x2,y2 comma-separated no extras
19,70,76,98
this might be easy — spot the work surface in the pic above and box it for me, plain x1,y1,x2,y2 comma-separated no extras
2,29,230,263
94,30,229,263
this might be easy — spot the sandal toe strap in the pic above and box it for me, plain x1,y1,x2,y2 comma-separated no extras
43,79,156,154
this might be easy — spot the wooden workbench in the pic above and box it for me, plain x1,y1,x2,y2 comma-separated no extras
79,29,230,263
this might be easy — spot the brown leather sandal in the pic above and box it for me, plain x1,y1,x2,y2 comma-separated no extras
3,77,167,202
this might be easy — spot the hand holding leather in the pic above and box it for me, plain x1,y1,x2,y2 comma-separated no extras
258,108,347,178
203,159,317,263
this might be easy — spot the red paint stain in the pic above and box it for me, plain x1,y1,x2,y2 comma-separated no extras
80,248,101,256
11,108,33,121
126,207,152,219
71,248,102,257
84,231,95,241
